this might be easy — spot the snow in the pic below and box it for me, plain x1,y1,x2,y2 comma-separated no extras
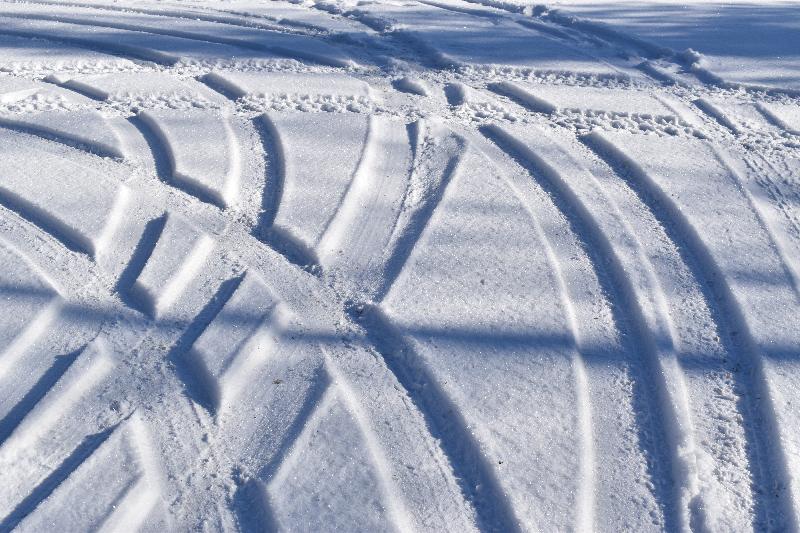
0,76,45,104
129,213,215,318
1,0,800,531
262,110,370,257
393,76,429,96
139,109,241,207
316,115,413,293
758,102,800,135
204,70,375,112
64,72,225,104
383,143,589,529
0,130,130,257
188,271,282,412
0,34,136,76
14,413,161,533
0,109,127,158
265,389,396,532
542,0,800,92
497,82,677,117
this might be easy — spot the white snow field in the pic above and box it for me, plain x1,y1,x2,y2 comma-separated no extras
0,0,800,531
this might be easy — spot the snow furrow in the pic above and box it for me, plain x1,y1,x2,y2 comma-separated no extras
0,338,117,526
0,130,130,259
0,110,127,159
128,213,215,319
476,144,597,530
0,8,351,67
0,18,190,65
253,111,373,270
481,124,687,530
129,114,224,208
252,365,333,484
138,109,240,209
4,0,296,34
254,114,286,234
317,115,413,294
352,304,521,532
377,122,465,300
1,1,799,530
584,131,800,530
0,298,62,383
0,425,119,532
319,347,416,533
381,142,597,530
13,414,165,533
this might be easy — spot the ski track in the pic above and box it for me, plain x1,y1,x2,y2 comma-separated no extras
1,0,800,531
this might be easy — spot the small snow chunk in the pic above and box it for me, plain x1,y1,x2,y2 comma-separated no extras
392,76,429,96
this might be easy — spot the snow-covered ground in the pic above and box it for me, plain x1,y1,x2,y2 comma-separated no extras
0,0,799,531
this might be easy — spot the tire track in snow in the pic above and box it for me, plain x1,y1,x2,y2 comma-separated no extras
165,272,245,411
422,0,635,80
198,74,323,271
474,145,596,530
128,114,225,209
0,346,78,446
253,115,321,270
100,416,165,533
319,347,416,533
480,125,680,530
741,154,800,288
0,182,97,259
115,214,168,306
0,298,63,382
137,110,241,210
0,8,353,67
349,303,521,533
0,219,247,527
0,25,173,66
5,1,799,529
9,411,167,532
4,0,301,34
316,122,497,530
0,424,118,532
713,148,800,299
244,381,339,532
0,118,124,161
177,270,291,415
230,345,426,532
253,114,285,232
481,123,791,531
694,98,741,135
0,339,117,529
317,114,413,294
0,11,416,529
0,133,131,260
375,123,465,301
371,126,618,530
252,365,332,484
583,131,797,530
0,339,114,454
126,213,215,320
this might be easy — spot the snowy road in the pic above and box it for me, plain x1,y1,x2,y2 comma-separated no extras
0,0,799,531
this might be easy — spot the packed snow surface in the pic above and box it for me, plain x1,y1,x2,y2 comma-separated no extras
0,0,799,531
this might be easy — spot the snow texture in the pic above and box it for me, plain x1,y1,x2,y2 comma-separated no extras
0,0,799,531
